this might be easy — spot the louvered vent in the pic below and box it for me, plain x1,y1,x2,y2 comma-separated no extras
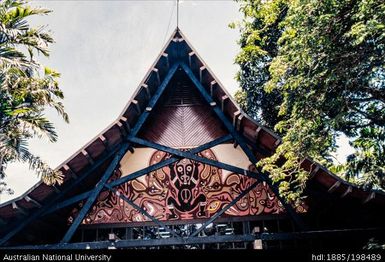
164,82,203,106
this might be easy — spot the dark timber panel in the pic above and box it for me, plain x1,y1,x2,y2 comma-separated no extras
139,70,228,147
139,105,228,147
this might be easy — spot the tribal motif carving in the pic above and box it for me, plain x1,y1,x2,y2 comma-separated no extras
69,149,302,225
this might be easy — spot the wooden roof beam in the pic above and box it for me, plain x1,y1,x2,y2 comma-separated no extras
24,196,42,208
152,68,161,85
232,112,243,148
81,149,94,166
116,121,127,138
132,100,141,115
237,114,244,132
199,66,206,83
233,110,241,148
233,111,241,126
142,84,151,100
99,135,110,152
116,123,134,152
327,181,341,193
255,126,262,140
188,51,195,68
116,122,134,152
119,117,131,134
363,192,376,204
341,186,352,198
221,95,229,112
273,139,281,149
63,164,78,179
309,165,320,179
210,80,217,96
162,53,169,70
52,185,61,194
117,118,134,153
12,202,28,216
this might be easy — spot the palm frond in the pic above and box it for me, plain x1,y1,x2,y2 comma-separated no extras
18,114,58,142
19,149,63,186
0,0,66,190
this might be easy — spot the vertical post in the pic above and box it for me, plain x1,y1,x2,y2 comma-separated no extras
177,0,179,29
243,221,250,234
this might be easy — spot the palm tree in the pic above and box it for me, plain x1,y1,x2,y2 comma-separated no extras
0,0,68,194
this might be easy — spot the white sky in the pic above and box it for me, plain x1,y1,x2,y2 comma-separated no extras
0,0,354,203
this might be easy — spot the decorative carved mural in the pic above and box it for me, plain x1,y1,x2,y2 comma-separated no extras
69,149,305,225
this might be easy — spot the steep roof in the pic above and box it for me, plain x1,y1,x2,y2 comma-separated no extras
0,28,384,229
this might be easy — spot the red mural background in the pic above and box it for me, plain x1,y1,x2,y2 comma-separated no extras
69,149,303,224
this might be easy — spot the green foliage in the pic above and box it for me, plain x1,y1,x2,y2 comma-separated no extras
0,0,67,193
346,127,385,189
234,0,287,129
234,0,385,202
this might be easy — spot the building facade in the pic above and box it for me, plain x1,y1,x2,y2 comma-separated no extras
0,29,384,249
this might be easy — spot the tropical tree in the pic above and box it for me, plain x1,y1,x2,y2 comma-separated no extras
0,0,67,194
233,0,385,203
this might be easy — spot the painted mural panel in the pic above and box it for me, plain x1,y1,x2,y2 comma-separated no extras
69,145,305,224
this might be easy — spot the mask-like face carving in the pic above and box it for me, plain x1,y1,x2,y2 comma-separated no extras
174,159,195,185
167,158,206,215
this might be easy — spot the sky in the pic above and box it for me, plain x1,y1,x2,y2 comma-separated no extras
0,0,354,203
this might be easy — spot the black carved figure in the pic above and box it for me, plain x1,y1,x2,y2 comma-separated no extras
167,158,206,215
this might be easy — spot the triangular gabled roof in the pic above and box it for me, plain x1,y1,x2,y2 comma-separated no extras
1,28,384,246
